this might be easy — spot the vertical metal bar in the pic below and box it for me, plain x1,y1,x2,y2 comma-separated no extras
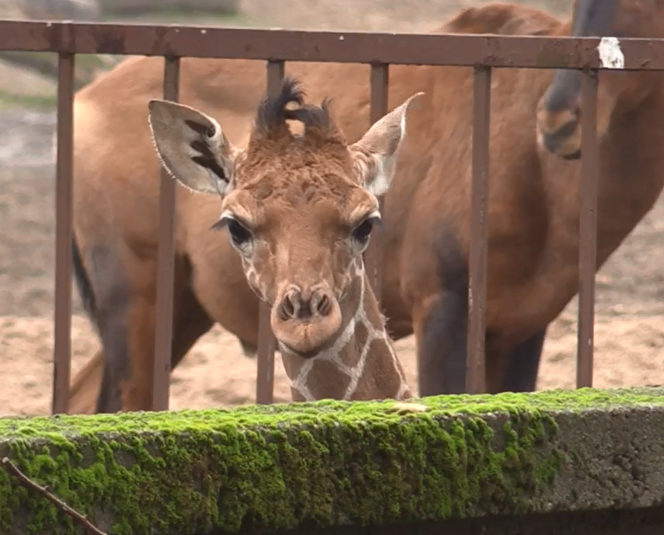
255,60,284,405
577,70,599,389
466,66,491,395
266,60,285,95
364,63,389,301
51,52,75,415
152,56,180,412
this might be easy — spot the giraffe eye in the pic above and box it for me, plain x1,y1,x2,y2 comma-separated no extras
352,219,374,244
227,219,253,248
213,215,254,252
351,214,380,248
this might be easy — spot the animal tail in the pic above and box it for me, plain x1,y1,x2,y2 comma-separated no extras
72,233,98,331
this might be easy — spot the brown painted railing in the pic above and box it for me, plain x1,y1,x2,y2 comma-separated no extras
1,20,661,414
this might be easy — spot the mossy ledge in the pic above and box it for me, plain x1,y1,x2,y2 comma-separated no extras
1,387,663,535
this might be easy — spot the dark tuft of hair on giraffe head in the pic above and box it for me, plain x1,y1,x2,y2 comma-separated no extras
252,76,343,145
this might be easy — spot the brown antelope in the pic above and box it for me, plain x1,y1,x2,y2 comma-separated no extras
144,77,420,403
68,0,663,413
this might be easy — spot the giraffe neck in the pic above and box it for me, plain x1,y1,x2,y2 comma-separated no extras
279,261,412,402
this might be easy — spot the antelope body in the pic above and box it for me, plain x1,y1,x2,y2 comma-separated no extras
69,1,664,412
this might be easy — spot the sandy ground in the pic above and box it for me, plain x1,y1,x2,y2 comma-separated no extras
1,0,663,418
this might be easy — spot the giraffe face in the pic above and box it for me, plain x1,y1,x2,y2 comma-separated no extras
221,178,379,358
148,77,422,359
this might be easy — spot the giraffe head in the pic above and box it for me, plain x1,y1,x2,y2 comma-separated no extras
148,77,422,359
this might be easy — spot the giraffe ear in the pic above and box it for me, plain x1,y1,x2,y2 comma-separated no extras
349,92,424,197
148,99,242,196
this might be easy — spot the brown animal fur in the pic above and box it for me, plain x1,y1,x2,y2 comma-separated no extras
68,1,664,412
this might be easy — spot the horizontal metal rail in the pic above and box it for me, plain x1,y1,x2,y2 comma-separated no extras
1,20,664,69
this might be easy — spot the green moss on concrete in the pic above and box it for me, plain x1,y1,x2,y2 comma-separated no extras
0,387,662,535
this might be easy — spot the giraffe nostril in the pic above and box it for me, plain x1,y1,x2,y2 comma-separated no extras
277,287,335,322
316,294,332,317
279,293,297,321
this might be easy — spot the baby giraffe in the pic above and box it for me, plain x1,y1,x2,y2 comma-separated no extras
148,76,424,405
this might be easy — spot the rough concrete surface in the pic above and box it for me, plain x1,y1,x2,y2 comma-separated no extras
1,388,663,535
279,506,664,535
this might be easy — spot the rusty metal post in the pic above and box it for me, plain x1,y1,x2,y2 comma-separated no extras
152,56,181,412
466,66,492,395
255,60,284,405
577,70,599,389
51,52,76,415
364,63,389,301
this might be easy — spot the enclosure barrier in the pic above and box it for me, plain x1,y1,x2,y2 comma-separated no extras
1,387,663,534
2,20,664,414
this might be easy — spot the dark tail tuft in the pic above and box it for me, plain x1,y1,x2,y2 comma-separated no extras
72,234,97,327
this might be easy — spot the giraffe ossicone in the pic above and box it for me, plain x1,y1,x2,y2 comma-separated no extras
148,76,424,402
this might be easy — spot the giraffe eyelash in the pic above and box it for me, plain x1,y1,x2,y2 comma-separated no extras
349,212,382,232
210,219,229,232
210,213,253,232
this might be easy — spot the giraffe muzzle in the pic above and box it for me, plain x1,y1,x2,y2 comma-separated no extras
271,284,343,357
278,285,333,321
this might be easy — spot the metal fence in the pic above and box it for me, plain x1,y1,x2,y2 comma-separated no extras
1,19,662,415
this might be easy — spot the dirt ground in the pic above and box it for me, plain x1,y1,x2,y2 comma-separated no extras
1,0,663,418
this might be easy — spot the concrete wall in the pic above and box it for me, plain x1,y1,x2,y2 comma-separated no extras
1,387,663,535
